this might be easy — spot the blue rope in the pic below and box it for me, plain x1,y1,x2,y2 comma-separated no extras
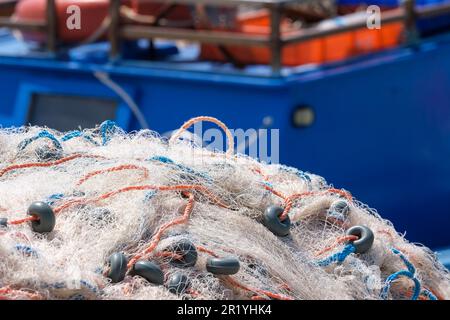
100,120,120,146
15,244,38,258
261,181,275,198
18,130,62,152
42,280,99,294
79,280,99,294
148,155,212,182
280,166,312,183
61,131,99,146
176,163,212,181
43,282,66,289
61,131,82,141
94,267,104,275
380,270,421,300
45,193,65,206
297,171,312,183
316,244,356,267
420,289,438,300
148,156,175,164
144,190,158,202
262,181,273,189
380,247,422,300
391,247,416,274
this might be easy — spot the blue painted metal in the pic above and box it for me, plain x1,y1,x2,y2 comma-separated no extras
0,28,449,249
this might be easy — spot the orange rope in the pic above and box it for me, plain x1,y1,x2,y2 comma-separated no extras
280,188,353,221
127,192,195,268
6,183,227,227
252,167,271,183
54,198,86,215
253,167,352,222
425,287,444,301
0,154,103,178
279,283,291,291
251,295,268,300
76,164,149,186
315,235,359,257
187,289,201,297
253,167,288,200
9,215,38,225
197,246,293,300
197,245,219,258
402,286,443,301
54,184,228,215
225,276,294,300
169,116,235,156
0,286,42,300
377,229,396,243
263,184,287,200
154,251,184,261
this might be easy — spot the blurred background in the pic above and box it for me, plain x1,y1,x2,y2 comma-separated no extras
0,0,449,266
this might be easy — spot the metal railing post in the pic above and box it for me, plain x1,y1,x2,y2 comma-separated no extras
402,0,419,45
46,0,57,53
269,4,282,76
109,0,121,60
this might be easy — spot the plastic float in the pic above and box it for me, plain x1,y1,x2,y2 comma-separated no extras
200,9,404,66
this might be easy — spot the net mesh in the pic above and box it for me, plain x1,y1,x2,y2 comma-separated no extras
0,117,448,300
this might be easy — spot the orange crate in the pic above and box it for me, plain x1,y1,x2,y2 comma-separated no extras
200,10,404,66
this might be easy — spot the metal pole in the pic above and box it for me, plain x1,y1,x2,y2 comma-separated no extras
402,0,419,45
269,4,282,76
46,0,57,53
109,0,121,60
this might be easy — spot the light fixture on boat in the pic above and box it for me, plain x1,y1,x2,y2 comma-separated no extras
292,105,315,128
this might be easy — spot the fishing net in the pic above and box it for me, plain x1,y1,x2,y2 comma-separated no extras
0,116,449,300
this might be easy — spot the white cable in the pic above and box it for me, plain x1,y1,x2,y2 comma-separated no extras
94,71,150,130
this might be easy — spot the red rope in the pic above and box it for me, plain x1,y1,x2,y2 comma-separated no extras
0,154,103,178
254,167,352,221
280,189,352,221
6,183,227,236
197,245,294,300
9,216,38,225
154,251,184,261
77,164,149,186
127,191,195,268
0,286,42,300
53,184,228,215
225,276,294,300
197,246,219,258
315,235,359,257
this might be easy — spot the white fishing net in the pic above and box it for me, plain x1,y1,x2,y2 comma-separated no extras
0,116,448,300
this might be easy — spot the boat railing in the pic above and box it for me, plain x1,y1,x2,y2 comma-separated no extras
0,0,56,52
1,0,450,74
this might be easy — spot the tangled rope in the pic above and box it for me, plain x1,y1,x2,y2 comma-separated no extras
380,248,438,300
0,117,448,300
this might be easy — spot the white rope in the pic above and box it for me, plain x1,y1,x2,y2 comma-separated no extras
94,71,150,130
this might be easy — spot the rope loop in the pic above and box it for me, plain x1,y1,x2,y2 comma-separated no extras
169,116,235,157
